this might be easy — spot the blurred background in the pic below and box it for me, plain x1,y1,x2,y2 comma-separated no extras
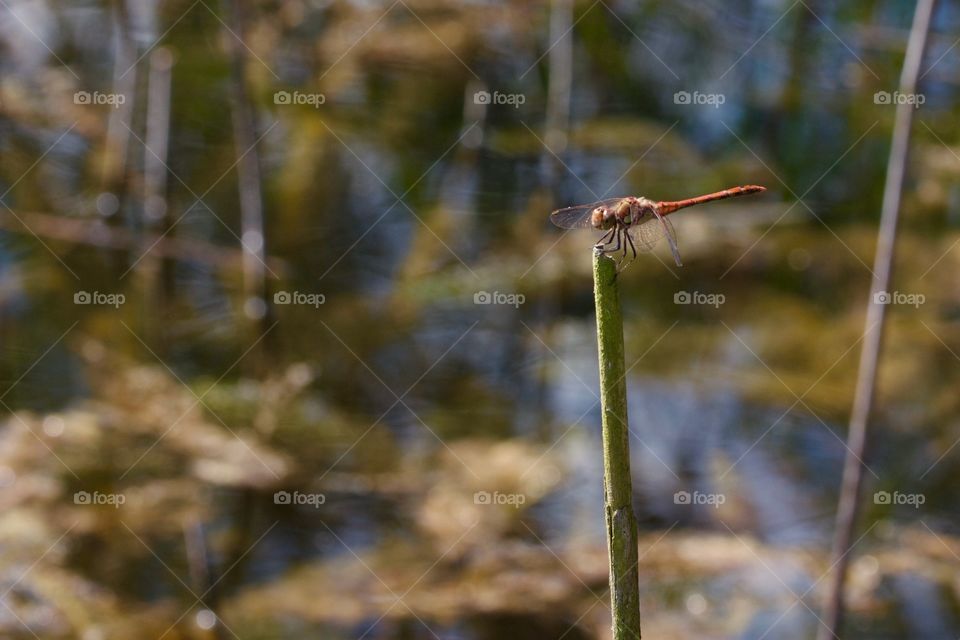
0,0,958,638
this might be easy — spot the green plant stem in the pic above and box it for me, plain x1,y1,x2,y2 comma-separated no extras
593,249,641,639
818,1,937,637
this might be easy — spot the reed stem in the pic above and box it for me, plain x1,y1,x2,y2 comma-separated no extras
593,248,641,639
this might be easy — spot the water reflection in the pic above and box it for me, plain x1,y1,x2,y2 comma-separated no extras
0,0,958,638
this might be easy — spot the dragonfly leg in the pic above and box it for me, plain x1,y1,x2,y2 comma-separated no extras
626,229,637,260
615,230,637,273
595,227,616,249
609,226,622,255
613,228,629,269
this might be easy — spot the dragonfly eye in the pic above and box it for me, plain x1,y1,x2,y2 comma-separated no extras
590,207,606,228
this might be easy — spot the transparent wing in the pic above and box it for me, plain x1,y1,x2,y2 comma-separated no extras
549,198,624,229
628,213,682,266
628,217,667,250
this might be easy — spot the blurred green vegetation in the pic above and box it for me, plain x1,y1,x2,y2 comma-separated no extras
0,0,958,638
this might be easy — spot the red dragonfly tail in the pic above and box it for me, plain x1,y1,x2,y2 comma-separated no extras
657,185,766,215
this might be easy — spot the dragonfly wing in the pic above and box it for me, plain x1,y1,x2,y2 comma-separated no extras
549,198,622,229
628,217,666,250
549,204,595,229
655,211,682,267
629,214,681,266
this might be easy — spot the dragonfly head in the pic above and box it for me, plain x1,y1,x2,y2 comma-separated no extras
590,206,616,230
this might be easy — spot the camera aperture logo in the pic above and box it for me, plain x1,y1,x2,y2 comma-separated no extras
74,91,126,108
274,291,325,308
473,490,526,508
74,291,125,308
674,490,725,508
274,490,326,508
274,90,326,108
873,290,924,308
874,91,924,109
874,490,924,508
474,291,525,308
674,290,725,308
74,490,126,508
473,90,526,109
674,91,725,108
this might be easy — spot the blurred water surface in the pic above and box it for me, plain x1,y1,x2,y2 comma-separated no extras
0,1,959,638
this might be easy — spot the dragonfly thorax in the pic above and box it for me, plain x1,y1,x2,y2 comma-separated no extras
591,197,657,230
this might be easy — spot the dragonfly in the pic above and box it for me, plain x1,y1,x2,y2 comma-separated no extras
550,185,766,267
